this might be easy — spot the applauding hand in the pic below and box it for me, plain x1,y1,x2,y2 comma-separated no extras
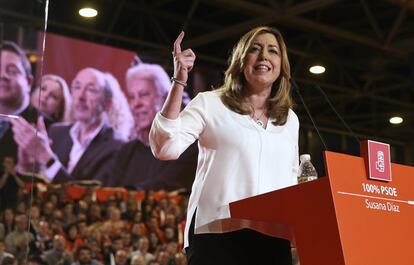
10,116,54,166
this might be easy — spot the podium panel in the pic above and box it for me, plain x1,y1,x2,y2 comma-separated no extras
326,152,414,265
230,151,414,265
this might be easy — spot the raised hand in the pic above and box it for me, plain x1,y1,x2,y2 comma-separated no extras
3,157,16,175
173,31,196,83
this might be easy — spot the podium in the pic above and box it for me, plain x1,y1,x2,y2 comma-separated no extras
229,151,414,265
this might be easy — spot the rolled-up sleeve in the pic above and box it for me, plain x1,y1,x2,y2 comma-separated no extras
149,93,207,160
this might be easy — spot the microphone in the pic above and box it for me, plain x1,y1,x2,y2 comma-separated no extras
290,77,361,149
290,78,329,151
312,83,360,145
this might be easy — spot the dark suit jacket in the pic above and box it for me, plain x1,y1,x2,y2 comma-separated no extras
108,140,198,191
48,123,124,184
0,105,52,175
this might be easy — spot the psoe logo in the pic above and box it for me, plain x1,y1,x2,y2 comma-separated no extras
360,140,392,182
375,151,385,173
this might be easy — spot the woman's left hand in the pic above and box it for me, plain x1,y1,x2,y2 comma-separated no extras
173,31,196,83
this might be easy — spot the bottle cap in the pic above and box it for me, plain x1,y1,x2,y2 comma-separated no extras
300,154,311,162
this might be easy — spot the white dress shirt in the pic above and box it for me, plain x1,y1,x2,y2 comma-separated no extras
150,91,299,248
44,120,105,180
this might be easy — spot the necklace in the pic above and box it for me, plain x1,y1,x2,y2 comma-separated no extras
252,108,266,128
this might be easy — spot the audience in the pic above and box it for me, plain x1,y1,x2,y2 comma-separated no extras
41,235,73,265
131,237,154,264
114,249,128,265
0,158,25,211
0,184,189,265
71,245,102,265
130,255,145,265
1,184,308,265
29,220,53,256
0,41,204,265
4,214,33,263
2,209,15,237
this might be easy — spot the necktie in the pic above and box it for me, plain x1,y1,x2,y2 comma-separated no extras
0,119,10,139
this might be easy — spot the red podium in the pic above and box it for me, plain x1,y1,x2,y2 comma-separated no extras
229,151,414,265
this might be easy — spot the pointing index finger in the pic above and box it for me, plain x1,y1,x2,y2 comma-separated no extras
173,31,185,56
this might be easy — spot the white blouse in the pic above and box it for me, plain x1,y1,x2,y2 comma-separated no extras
149,90,299,248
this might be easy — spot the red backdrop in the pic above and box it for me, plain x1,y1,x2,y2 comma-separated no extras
38,32,136,89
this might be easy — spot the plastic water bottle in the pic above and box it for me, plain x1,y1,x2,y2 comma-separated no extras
297,154,318,184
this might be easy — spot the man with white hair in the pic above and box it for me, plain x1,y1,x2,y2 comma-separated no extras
72,246,102,265
4,215,33,263
41,235,73,265
109,62,198,190
11,67,127,183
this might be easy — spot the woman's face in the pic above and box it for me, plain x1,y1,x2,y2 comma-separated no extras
64,204,73,215
31,79,63,119
109,208,121,221
30,206,40,219
133,211,142,222
243,32,281,92
131,223,142,236
122,232,131,246
149,232,159,244
16,202,26,214
69,226,78,239
49,194,59,205
5,209,14,222
43,202,54,216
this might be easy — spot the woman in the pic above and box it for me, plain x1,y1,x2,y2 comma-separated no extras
149,26,299,265
102,72,134,141
30,74,72,123
0,158,24,211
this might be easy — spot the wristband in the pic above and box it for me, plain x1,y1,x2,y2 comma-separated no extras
46,156,56,168
171,77,187,88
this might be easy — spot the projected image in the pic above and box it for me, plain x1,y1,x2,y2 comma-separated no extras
0,32,198,191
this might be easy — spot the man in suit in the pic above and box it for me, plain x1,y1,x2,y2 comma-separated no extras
11,67,124,183
0,40,49,210
0,41,36,175
109,62,198,190
4,214,34,263
41,235,73,265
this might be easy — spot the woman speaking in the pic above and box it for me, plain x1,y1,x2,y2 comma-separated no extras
150,26,299,265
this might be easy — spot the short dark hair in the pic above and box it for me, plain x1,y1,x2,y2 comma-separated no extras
27,255,47,265
111,235,122,242
0,256,17,265
0,40,32,77
76,245,92,255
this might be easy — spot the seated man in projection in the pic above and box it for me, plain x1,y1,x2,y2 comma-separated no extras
11,68,130,183
0,41,46,175
108,61,198,190
0,41,55,209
